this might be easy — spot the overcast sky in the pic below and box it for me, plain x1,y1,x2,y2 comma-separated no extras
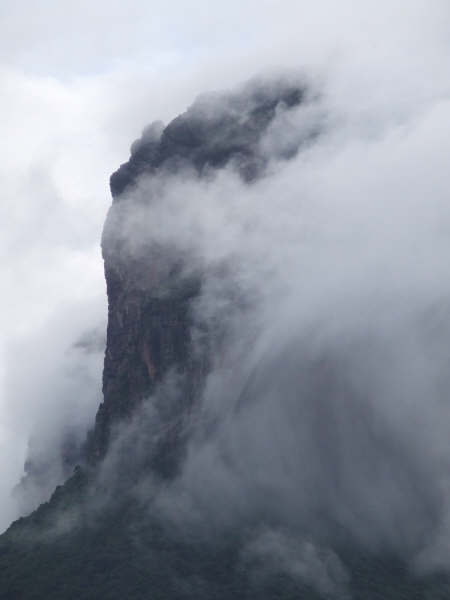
1,0,449,533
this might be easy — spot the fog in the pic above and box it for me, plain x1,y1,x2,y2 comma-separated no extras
93,71,448,581
1,6,450,588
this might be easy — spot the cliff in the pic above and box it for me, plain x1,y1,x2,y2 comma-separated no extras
87,77,306,470
0,77,449,599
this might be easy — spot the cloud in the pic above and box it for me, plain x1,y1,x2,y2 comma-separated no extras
97,58,450,576
1,3,449,580
0,299,105,529
243,528,350,599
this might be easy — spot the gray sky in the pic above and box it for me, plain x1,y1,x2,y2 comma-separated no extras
0,0,449,534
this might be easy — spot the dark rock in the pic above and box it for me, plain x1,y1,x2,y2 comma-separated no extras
109,78,305,197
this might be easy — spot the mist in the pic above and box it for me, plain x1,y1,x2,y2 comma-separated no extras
94,62,450,583
1,8,450,594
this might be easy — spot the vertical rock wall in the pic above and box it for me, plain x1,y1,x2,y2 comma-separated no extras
87,78,306,468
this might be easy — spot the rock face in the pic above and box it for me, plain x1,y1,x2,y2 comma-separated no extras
87,78,306,469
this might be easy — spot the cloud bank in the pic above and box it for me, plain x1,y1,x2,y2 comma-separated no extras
1,5,450,577
91,59,450,588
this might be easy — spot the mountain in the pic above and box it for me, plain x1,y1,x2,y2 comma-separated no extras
0,77,449,599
